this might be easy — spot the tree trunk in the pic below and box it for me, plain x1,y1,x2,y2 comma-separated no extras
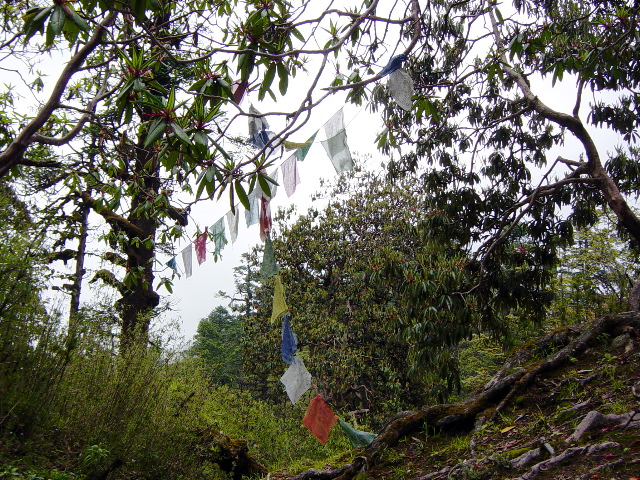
68,199,90,335
118,143,161,349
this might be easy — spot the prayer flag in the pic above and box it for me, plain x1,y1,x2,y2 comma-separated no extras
232,79,249,105
321,130,354,174
280,355,312,405
181,244,193,278
321,109,354,173
302,395,338,444
211,217,227,254
388,69,414,111
295,131,318,162
194,229,207,265
378,54,408,78
245,189,261,227
260,236,279,279
271,274,288,323
281,314,297,365
259,195,272,242
248,105,273,149
226,208,239,244
281,154,300,197
337,418,377,448
284,140,312,150
166,256,179,274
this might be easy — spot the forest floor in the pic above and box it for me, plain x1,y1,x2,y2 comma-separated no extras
274,313,640,480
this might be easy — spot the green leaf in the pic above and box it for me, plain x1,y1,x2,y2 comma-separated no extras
234,181,250,210
23,7,52,42
170,121,191,145
49,6,66,36
291,27,305,43
277,62,288,95
263,63,276,91
257,173,272,198
193,130,209,147
144,118,167,147
67,7,89,31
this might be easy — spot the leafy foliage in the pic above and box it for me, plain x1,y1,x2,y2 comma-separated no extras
190,306,243,385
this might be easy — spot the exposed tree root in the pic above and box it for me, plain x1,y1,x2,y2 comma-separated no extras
506,441,619,480
566,410,640,443
280,312,640,480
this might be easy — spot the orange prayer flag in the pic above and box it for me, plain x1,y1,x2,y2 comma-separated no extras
302,395,338,444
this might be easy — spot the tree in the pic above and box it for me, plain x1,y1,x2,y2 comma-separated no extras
551,216,640,323
0,0,421,347
191,306,243,385
366,0,640,303
241,169,454,417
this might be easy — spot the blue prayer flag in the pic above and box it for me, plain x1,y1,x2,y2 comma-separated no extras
281,314,297,365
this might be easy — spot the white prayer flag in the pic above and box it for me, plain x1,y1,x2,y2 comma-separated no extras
321,108,354,173
181,244,193,278
321,129,354,173
281,154,300,197
280,355,312,405
244,188,261,228
388,69,414,111
226,207,239,244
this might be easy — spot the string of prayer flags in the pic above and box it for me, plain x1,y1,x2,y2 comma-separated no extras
321,109,354,174
281,154,301,197
388,69,414,111
226,208,239,244
271,274,288,323
211,217,227,254
194,229,207,265
281,314,297,365
181,244,193,278
302,395,338,444
280,355,312,405
337,418,377,448
260,236,279,279
294,131,318,162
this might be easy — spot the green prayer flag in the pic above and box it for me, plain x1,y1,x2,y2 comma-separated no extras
271,274,288,323
260,236,279,280
294,131,318,162
338,418,377,448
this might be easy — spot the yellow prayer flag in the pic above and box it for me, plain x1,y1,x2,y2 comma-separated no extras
271,274,288,323
283,140,312,150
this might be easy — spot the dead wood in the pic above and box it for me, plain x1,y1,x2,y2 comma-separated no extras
281,312,640,480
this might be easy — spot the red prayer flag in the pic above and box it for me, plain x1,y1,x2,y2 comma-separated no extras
302,395,338,444
259,195,272,242
194,229,207,265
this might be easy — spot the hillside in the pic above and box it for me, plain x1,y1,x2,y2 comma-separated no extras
275,313,640,480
